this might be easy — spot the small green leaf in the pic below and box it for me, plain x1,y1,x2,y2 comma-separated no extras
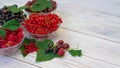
69,49,82,57
47,1,52,9
31,0,53,12
8,5,20,13
19,6,28,10
2,19,20,31
31,3,47,12
0,29,6,39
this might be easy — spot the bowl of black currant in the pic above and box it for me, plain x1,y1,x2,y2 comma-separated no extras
0,5,27,26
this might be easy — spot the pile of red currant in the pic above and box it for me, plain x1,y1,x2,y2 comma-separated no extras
45,40,70,56
25,0,57,13
22,13,62,34
23,41,38,55
0,27,24,48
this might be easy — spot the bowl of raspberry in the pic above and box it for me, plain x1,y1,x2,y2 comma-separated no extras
22,13,62,39
0,27,24,55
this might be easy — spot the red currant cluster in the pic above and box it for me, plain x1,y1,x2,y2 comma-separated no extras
25,0,57,13
22,13,62,34
0,28,24,48
23,42,38,55
45,40,70,56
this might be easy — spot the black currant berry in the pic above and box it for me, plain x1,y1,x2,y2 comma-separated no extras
48,43,53,47
45,48,50,53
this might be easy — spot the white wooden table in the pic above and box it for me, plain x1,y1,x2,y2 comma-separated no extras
0,0,120,68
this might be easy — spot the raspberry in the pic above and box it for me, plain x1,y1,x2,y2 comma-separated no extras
9,41,14,46
1,45,8,48
17,27,23,32
57,48,65,56
18,32,24,38
8,34,15,41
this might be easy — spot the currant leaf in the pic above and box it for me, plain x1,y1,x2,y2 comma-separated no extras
69,49,82,57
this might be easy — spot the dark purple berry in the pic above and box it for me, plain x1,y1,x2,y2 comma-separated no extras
62,43,70,49
57,45,62,49
45,48,50,53
48,43,53,47
57,40,64,45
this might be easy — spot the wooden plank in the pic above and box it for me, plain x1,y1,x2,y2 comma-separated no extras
0,55,39,68
54,0,120,43
9,52,120,68
8,28,120,68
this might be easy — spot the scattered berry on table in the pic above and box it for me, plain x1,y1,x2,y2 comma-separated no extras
57,48,65,56
57,40,64,45
62,43,70,49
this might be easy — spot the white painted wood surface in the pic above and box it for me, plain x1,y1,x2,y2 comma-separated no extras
0,0,120,68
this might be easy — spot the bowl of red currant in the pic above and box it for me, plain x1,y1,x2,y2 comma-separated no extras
22,13,62,39
0,27,24,55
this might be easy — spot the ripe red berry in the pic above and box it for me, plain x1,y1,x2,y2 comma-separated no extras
9,41,14,46
17,27,23,32
8,34,15,41
18,32,24,38
57,40,64,45
62,43,70,49
23,13,62,35
57,48,65,56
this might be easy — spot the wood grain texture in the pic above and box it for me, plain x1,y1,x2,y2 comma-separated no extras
9,28,120,68
55,0,120,43
0,55,39,68
0,0,120,68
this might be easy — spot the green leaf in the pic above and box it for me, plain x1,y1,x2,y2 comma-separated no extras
47,1,52,9
31,3,47,12
8,5,20,13
69,49,82,57
0,29,6,39
19,38,36,57
19,6,28,10
36,39,58,62
2,19,20,31
31,0,52,12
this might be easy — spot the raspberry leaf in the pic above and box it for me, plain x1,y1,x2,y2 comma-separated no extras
0,29,6,39
2,19,20,31
69,49,82,57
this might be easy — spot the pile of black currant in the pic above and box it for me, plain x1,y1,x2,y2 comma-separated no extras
0,5,27,26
